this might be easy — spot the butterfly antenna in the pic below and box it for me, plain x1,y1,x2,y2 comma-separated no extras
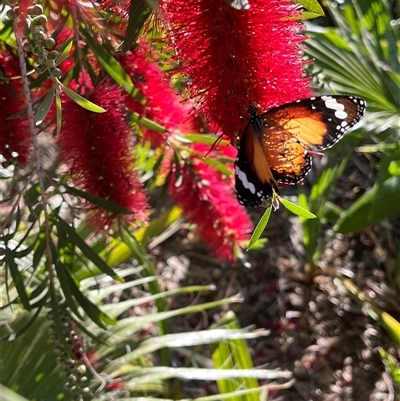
204,134,224,158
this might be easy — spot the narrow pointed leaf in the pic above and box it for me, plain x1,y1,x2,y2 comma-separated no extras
61,84,106,113
335,176,400,234
55,88,62,135
64,185,134,214
380,312,400,345
55,217,123,281
122,0,152,52
297,0,324,15
279,197,316,219
81,30,144,103
35,87,55,125
200,156,233,176
55,40,73,66
62,267,116,327
0,384,30,401
5,251,30,310
247,207,272,251
129,112,167,132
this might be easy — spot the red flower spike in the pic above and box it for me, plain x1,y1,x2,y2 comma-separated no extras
58,80,148,230
118,46,196,148
159,0,311,140
0,50,31,165
169,143,252,261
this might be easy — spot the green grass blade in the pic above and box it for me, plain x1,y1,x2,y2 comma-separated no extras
334,175,400,234
0,385,30,401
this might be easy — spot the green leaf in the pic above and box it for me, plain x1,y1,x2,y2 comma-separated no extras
6,250,31,310
335,176,400,234
388,160,400,176
61,264,115,327
279,197,316,219
380,312,400,345
129,112,167,132
122,366,292,382
121,327,269,363
184,134,229,146
53,258,83,320
35,87,55,125
302,11,324,20
55,40,73,66
32,231,46,271
212,312,260,399
135,206,183,247
122,0,152,53
55,217,123,281
55,89,62,135
379,348,400,390
247,207,272,251
64,185,134,214
201,156,233,176
60,83,106,113
0,311,69,400
297,0,324,16
0,382,36,401
81,30,144,103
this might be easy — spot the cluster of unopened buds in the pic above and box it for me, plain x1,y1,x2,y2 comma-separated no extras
48,307,92,400
6,1,62,78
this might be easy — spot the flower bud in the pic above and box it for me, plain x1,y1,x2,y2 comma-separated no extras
50,67,62,79
6,9,17,19
36,53,47,64
44,38,56,49
33,29,46,41
76,365,87,376
47,50,59,60
23,42,34,52
35,64,47,74
27,4,43,16
31,14,47,26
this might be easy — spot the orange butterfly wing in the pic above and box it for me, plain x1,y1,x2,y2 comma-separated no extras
235,96,366,207
262,96,366,149
259,123,312,184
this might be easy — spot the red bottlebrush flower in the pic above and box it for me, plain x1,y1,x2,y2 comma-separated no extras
159,0,311,140
58,80,148,229
99,0,130,21
0,50,31,165
118,46,196,148
168,143,253,261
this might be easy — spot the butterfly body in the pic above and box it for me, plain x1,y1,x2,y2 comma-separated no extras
234,95,366,207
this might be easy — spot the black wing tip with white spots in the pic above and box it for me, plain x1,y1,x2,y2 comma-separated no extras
234,162,275,207
321,95,366,148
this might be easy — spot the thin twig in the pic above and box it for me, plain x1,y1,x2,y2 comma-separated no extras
14,23,55,276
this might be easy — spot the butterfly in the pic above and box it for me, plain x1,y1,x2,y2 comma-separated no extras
234,95,366,207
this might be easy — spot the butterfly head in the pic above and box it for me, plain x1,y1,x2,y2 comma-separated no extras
248,105,263,134
248,105,258,120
